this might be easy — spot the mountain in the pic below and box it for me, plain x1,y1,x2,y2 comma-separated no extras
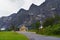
0,0,60,29
39,0,60,16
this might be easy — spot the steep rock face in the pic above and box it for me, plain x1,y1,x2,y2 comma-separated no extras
39,0,60,17
0,0,60,28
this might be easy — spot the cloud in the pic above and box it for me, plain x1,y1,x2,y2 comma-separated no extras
0,0,24,17
0,0,24,12
33,0,45,5
21,0,33,10
0,10,10,17
0,0,45,17
22,0,45,10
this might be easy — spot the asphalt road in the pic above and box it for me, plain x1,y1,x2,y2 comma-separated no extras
17,32,60,40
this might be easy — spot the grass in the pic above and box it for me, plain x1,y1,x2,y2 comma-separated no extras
0,31,29,40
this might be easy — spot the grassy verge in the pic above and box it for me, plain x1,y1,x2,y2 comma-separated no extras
0,31,29,40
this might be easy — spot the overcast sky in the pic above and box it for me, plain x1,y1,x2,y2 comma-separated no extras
0,0,45,17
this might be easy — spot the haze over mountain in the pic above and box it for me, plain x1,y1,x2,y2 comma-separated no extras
0,0,60,29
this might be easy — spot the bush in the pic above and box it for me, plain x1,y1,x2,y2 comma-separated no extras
52,24,60,35
39,23,60,35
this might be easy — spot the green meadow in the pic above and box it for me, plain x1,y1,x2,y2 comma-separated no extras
0,32,28,40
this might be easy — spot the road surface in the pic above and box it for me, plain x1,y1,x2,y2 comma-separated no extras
17,32,60,40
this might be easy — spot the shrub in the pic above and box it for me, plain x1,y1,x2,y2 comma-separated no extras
39,24,60,35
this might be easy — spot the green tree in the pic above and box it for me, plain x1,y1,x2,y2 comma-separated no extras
31,21,40,33
54,14,60,23
8,24,16,31
31,21,40,29
35,21,40,29
43,17,55,27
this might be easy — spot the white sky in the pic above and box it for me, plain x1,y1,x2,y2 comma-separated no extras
0,0,45,17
